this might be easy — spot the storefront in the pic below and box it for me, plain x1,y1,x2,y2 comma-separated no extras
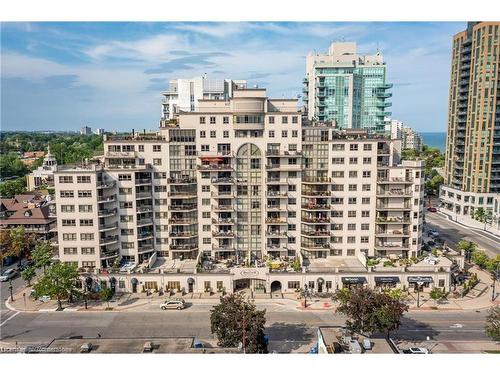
341,276,367,289
408,276,434,291
374,276,400,289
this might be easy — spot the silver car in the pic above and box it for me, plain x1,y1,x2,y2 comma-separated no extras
0,269,18,282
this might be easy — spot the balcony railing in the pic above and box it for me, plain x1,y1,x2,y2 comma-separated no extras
97,195,116,203
98,208,117,217
169,204,197,211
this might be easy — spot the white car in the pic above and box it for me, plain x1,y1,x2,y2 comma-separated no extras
160,299,186,310
428,231,439,237
404,347,429,354
0,269,18,282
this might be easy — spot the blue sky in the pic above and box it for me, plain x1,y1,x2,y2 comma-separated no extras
1,22,464,132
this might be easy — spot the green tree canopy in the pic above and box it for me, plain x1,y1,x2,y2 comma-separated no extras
31,241,54,270
33,262,79,310
333,286,408,338
0,177,27,198
21,266,36,286
485,306,500,341
457,240,476,262
210,293,267,353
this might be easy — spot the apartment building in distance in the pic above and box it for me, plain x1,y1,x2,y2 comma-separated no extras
402,127,422,152
160,75,247,124
441,22,500,230
303,42,392,133
54,88,457,296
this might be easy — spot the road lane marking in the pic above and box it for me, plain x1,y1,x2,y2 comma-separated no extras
432,212,500,243
0,311,19,327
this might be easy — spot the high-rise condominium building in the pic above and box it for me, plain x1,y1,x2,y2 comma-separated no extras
303,42,392,132
54,88,438,294
441,22,500,221
160,75,247,125
402,127,422,152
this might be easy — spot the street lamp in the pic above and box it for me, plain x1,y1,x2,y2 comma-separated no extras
492,264,498,302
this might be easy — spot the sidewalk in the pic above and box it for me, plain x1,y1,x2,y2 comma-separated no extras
438,208,500,237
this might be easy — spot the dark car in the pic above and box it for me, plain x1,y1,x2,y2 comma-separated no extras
18,260,34,271
427,207,437,213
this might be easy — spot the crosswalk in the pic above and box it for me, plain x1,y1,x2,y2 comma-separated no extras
0,309,19,327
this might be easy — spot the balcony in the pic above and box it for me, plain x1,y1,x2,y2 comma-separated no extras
302,177,331,184
266,205,287,211
211,177,234,184
136,205,153,213
302,230,331,238
266,150,303,157
212,218,235,225
97,181,116,189
136,218,154,227
99,235,119,246
99,222,119,232
301,216,330,224
169,231,197,238
168,191,197,198
197,164,233,171
212,231,235,238
375,230,410,237
301,243,330,250
169,204,197,211
266,231,288,238
375,92,392,99
376,204,412,211
169,244,198,252
138,232,154,240
211,191,234,198
135,178,152,186
138,245,155,253
301,204,330,211
136,192,152,199
265,217,287,224
167,177,197,184
375,243,410,251
97,195,116,204
212,204,234,211
266,177,289,184
169,218,197,225
98,208,117,218
302,190,330,197
266,191,288,198
100,249,119,259
266,163,301,171
377,177,414,184
375,217,411,224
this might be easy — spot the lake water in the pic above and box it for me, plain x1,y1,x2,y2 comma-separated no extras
421,132,446,152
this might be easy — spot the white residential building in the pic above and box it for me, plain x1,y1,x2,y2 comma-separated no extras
160,75,247,124
53,88,454,295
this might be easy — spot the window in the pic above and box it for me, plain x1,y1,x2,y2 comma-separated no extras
348,223,356,231
363,144,372,151
62,219,76,226
77,176,91,183
361,236,369,243
348,184,357,191
200,130,206,138
349,171,357,178
139,145,144,152
332,157,344,164
347,237,356,244
282,130,288,138
63,247,77,255
223,116,229,124
153,158,162,166
292,116,298,124
153,145,161,152
59,176,73,183
350,144,358,151
347,249,356,256
281,116,288,124
119,188,132,195
362,171,371,178
203,238,211,244
362,184,371,191
269,130,275,138
201,145,209,152
79,205,93,212
348,197,357,204
202,198,210,206
332,171,344,178
78,190,92,198
210,130,216,138
203,225,211,232
362,197,370,204
223,130,229,138
120,201,133,209
118,174,131,181
348,211,356,218
292,130,298,138
199,116,206,124
210,116,216,124
60,190,74,198
349,157,358,164
269,116,275,124
61,205,75,213
363,157,371,164
288,281,300,289
361,223,369,230
202,212,210,219
80,233,94,241
79,219,93,226
63,233,76,241
361,211,370,217
332,144,345,151
81,247,95,255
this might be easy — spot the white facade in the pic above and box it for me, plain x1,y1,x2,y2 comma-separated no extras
160,75,247,123
402,127,422,152
385,117,404,140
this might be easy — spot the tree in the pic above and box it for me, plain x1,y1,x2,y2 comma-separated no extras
21,266,36,286
210,293,267,353
333,286,408,337
100,287,114,309
485,306,500,341
425,174,444,195
6,227,26,263
33,262,79,310
486,255,500,274
0,177,27,198
31,241,53,270
472,250,490,269
429,287,446,306
457,240,476,262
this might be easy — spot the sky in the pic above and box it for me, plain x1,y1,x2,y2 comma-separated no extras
0,22,465,133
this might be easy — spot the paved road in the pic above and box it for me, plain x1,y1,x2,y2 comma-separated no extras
425,211,500,257
0,304,491,353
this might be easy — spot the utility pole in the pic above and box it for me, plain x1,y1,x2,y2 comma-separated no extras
9,279,14,302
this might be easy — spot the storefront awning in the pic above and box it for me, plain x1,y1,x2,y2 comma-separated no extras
408,276,434,283
375,276,400,284
341,277,367,284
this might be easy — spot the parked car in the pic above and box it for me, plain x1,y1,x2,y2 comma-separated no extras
427,207,437,213
80,343,93,353
18,260,34,272
428,230,440,237
160,298,186,310
362,338,372,350
403,347,429,354
193,340,206,349
0,268,18,282
143,341,154,352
